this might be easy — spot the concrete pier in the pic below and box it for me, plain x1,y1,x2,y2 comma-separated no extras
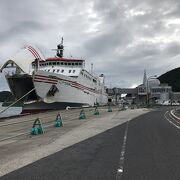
0,107,149,177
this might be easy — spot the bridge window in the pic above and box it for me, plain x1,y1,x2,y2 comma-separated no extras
57,69,60,73
73,70,75,73
53,62,56,65
61,69,64,73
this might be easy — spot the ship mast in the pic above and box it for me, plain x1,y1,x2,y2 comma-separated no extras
56,37,64,58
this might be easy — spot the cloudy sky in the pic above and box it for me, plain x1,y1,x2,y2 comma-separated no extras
0,0,180,90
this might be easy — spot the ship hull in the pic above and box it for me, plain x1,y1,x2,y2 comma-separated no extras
33,70,108,107
22,101,84,113
4,71,108,114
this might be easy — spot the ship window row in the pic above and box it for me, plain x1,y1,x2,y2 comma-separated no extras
39,62,82,66
81,71,97,82
44,69,76,73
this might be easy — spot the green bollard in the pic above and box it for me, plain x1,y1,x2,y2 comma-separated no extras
31,127,38,135
108,105,112,112
55,113,63,127
79,109,86,119
55,121,61,127
31,118,44,135
94,106,100,115
38,127,44,134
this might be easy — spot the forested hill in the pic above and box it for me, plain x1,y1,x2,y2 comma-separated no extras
158,67,180,92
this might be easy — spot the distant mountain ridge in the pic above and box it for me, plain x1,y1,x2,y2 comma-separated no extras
158,67,180,92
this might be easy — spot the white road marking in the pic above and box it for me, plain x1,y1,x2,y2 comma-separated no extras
164,111,180,130
168,113,180,125
170,110,180,120
116,121,129,180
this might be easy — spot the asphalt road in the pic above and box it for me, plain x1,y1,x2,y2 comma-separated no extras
123,108,180,180
1,107,180,180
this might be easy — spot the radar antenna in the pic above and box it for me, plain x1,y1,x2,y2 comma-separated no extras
57,37,64,58
52,37,64,58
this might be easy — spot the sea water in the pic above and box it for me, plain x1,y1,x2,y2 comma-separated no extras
0,103,22,118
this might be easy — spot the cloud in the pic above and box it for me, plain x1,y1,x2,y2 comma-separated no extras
0,0,180,90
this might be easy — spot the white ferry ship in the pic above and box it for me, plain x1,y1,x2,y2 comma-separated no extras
1,38,108,113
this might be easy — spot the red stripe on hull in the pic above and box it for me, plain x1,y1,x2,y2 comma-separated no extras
34,74,97,93
34,77,58,83
34,80,57,85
